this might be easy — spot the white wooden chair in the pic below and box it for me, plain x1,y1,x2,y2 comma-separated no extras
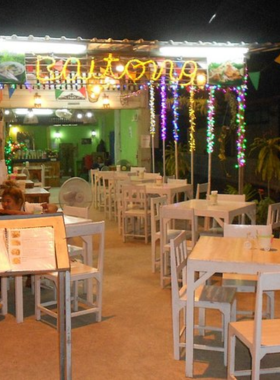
170,231,236,364
222,223,274,318
35,221,105,325
89,169,100,209
115,179,130,235
102,175,117,221
122,184,151,244
267,202,280,237
160,204,196,288
0,277,8,316
195,182,209,199
150,196,182,273
228,271,280,379
63,205,91,262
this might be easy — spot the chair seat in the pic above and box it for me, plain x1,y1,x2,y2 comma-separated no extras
230,318,280,347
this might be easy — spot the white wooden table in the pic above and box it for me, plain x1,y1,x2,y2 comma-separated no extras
161,199,256,232
185,236,280,377
144,183,193,204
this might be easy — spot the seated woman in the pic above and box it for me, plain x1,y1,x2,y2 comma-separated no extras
0,180,58,215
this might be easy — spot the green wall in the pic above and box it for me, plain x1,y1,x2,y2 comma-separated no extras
120,109,138,166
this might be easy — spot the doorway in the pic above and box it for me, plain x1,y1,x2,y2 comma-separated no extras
59,143,75,177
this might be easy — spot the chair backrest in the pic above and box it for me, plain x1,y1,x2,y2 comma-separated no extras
65,221,105,271
151,196,167,236
224,223,272,238
170,231,188,303
160,204,196,248
267,203,280,230
216,194,246,202
167,178,187,184
122,184,148,211
254,272,280,347
130,167,146,173
196,183,209,199
21,167,30,180
63,204,90,219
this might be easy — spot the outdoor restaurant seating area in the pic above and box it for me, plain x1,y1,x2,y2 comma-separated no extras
1,168,280,379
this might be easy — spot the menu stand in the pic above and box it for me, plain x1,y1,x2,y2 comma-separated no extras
0,214,71,380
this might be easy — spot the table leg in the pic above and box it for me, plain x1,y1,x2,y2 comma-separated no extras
58,270,72,380
186,265,195,377
15,276,24,323
82,235,93,303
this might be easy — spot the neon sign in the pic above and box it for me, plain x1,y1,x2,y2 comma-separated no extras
36,53,198,85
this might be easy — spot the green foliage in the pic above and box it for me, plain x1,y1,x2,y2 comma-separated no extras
165,142,190,178
256,196,275,225
225,183,258,201
249,136,280,196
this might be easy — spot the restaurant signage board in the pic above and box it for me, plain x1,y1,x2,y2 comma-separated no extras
0,53,26,84
208,60,244,86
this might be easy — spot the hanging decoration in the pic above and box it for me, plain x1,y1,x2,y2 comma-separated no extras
171,81,179,178
206,86,216,153
160,76,167,179
188,86,196,152
172,82,179,142
149,81,156,135
235,85,247,167
5,138,27,174
160,76,167,141
149,81,156,172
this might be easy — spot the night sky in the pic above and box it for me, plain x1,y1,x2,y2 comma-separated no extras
1,0,280,43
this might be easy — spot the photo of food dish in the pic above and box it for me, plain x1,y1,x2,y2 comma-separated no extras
12,257,21,264
11,248,20,256
11,239,21,246
0,61,25,82
11,230,21,238
208,61,244,86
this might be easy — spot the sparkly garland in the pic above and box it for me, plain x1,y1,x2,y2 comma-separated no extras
189,86,196,152
235,85,247,167
160,76,167,140
207,86,216,153
149,81,156,135
172,82,179,142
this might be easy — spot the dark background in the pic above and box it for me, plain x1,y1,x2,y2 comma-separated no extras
1,0,280,43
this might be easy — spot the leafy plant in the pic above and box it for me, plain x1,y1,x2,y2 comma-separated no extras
249,136,280,197
256,196,275,225
225,183,258,201
165,142,190,178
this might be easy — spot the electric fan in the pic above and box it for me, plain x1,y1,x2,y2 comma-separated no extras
59,177,92,209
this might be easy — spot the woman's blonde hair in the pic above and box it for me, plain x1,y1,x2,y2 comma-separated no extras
1,180,25,207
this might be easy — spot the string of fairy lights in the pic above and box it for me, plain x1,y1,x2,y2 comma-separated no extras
148,81,248,168
171,82,179,142
207,86,216,154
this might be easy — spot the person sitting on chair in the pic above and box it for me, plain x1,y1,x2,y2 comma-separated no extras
0,180,58,215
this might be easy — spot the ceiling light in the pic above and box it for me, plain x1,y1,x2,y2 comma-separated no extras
0,40,87,54
77,113,83,119
14,108,53,115
159,46,248,61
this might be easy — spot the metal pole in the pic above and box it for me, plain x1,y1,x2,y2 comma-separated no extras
151,135,155,173
175,141,178,179
162,140,166,181
208,153,212,196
